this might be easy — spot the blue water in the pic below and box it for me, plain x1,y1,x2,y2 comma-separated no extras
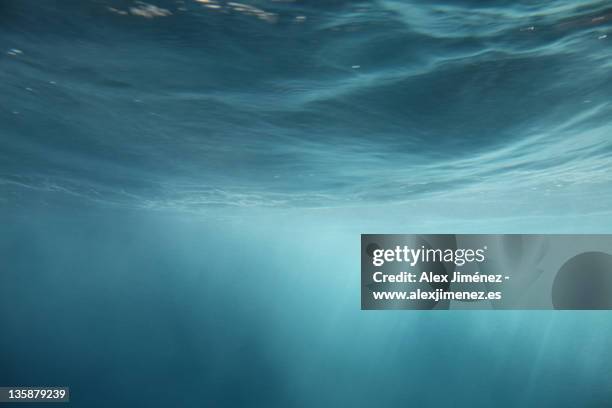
1,0,612,406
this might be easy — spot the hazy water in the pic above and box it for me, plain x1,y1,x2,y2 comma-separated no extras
1,1,612,406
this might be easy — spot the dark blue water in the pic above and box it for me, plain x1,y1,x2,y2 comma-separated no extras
1,1,612,406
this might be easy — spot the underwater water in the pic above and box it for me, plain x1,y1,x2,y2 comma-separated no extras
1,0,612,406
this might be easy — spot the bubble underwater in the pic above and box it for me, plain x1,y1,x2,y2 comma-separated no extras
1,0,612,406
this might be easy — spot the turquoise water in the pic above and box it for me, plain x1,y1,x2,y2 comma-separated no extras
1,0,612,406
